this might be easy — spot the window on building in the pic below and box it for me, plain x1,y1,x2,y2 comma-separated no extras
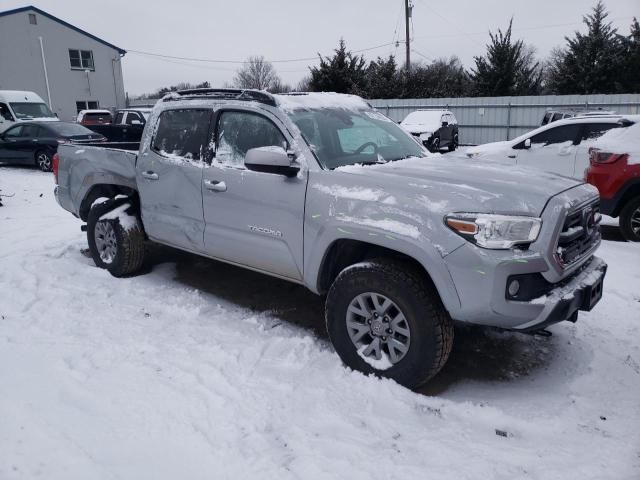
69,49,95,70
28,13,37,24
76,101,100,114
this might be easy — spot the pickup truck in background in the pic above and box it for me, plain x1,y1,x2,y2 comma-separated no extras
82,108,152,143
53,89,607,389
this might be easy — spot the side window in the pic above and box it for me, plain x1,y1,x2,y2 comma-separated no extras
551,113,564,122
216,111,287,167
126,112,141,125
580,123,618,142
21,125,40,138
4,126,23,137
0,103,14,121
542,112,552,125
114,112,124,124
152,109,211,161
529,125,582,147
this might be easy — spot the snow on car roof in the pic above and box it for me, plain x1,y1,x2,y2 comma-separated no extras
274,92,370,111
401,110,448,125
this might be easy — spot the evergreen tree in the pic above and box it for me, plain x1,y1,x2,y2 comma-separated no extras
470,19,543,96
620,18,640,93
364,55,399,99
547,2,625,94
308,39,367,94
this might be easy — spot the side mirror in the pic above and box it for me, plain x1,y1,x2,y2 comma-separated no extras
524,138,531,149
245,146,300,177
442,121,449,127
131,119,142,125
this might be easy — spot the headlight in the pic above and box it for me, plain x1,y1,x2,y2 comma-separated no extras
445,213,542,249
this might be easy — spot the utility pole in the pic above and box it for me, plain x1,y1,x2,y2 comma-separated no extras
404,0,412,71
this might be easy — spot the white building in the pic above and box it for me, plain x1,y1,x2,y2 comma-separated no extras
0,5,126,121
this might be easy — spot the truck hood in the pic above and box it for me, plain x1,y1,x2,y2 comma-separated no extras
336,155,581,216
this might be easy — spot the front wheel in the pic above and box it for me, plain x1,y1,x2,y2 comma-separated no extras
87,198,146,276
35,150,52,172
619,196,640,242
430,137,441,153
325,259,454,389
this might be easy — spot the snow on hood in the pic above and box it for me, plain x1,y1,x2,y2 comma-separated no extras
466,141,512,155
591,122,640,165
337,155,581,216
274,92,370,112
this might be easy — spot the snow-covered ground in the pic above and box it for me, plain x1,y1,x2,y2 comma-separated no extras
1,166,639,480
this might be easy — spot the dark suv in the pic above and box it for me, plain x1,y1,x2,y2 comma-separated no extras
400,109,459,152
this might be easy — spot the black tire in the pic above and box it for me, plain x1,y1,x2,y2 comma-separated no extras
448,134,458,152
34,149,52,172
325,259,454,389
87,198,146,277
619,196,640,242
430,137,441,153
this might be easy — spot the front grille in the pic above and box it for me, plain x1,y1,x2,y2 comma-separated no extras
555,200,601,267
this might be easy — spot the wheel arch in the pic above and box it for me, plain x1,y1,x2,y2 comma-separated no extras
79,184,139,221
611,180,640,217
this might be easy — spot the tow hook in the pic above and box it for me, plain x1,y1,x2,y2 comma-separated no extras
81,224,87,232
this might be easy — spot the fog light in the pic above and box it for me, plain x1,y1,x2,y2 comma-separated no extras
508,280,520,297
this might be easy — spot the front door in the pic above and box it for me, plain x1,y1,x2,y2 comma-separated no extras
515,124,582,177
202,108,307,281
136,108,212,252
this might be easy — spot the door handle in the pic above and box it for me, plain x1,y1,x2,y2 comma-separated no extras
204,179,227,192
141,171,159,180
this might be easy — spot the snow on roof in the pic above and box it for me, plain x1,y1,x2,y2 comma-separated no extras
274,92,370,111
401,110,447,125
592,122,640,165
0,90,47,103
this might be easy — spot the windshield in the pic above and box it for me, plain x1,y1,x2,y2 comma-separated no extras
10,102,56,119
46,123,95,136
288,108,426,169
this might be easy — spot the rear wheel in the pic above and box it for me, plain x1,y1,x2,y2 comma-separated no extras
35,150,52,172
619,196,640,242
87,198,146,276
325,259,454,389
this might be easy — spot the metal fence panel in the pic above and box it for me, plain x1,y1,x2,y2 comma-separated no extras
370,94,640,145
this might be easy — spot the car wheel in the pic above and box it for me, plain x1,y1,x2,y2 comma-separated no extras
430,137,440,153
87,198,146,276
619,196,640,242
325,259,454,389
35,150,52,172
448,134,458,152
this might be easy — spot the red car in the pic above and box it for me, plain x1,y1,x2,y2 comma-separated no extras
585,123,640,241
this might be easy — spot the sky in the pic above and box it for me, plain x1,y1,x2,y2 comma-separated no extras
0,0,637,96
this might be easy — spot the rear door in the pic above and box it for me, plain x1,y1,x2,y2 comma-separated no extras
136,108,212,252
201,108,307,280
515,124,582,177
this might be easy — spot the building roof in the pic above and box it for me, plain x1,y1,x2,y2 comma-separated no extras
0,5,126,55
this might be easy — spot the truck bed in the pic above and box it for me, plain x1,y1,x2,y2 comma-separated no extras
55,144,138,218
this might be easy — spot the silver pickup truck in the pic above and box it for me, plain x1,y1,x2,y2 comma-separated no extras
54,89,607,388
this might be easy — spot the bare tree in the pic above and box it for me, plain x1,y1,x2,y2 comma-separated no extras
233,56,281,90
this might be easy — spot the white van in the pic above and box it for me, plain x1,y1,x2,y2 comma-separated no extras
0,90,59,132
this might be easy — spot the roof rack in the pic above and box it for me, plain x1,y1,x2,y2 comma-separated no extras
163,88,276,106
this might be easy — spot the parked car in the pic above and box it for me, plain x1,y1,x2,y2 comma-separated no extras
466,115,637,180
77,109,113,125
54,89,606,389
400,109,459,152
540,108,616,125
0,121,105,171
586,122,640,241
0,90,59,133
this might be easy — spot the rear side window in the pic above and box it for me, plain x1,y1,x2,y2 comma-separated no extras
114,112,124,124
216,111,287,167
21,125,41,138
530,124,582,146
152,109,211,161
542,112,552,125
580,123,619,142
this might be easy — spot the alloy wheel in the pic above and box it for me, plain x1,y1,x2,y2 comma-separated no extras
94,221,117,264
